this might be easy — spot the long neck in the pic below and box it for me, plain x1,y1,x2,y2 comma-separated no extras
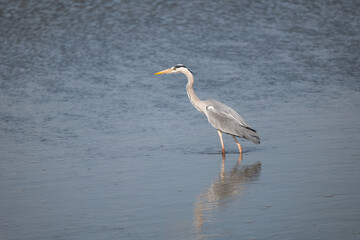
183,69,206,114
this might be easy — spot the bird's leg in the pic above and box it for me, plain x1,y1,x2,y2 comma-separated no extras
237,152,243,163
217,130,225,155
232,135,243,153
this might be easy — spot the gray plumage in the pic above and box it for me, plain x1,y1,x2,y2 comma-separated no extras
204,99,260,144
155,64,260,154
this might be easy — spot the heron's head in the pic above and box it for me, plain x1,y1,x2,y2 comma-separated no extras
155,64,192,75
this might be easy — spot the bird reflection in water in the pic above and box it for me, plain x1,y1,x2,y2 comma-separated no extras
194,154,261,237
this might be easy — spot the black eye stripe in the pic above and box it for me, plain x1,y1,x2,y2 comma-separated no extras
173,64,193,74
174,64,186,69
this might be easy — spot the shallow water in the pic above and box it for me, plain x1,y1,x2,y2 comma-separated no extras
1,0,360,239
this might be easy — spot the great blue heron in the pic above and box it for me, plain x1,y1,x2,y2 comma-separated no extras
155,64,260,155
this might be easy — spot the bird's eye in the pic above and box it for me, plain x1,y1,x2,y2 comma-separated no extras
171,67,176,70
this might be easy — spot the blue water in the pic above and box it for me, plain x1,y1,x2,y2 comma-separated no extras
1,1,359,239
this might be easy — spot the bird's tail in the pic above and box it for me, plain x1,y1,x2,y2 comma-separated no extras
243,127,260,144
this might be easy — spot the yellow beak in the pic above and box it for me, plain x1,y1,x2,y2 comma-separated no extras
154,68,172,75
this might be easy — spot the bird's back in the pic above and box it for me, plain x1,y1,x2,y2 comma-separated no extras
204,99,260,144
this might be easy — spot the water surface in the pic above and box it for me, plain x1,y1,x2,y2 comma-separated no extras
1,1,359,239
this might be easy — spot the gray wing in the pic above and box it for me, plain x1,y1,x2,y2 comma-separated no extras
204,99,260,144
